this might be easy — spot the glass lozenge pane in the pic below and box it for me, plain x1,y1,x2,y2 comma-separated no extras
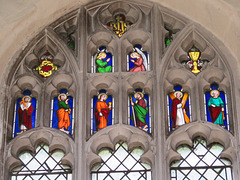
122,155,136,169
45,157,57,169
26,158,41,171
194,143,208,156
35,148,49,164
105,155,120,170
202,151,217,166
19,152,33,164
114,146,128,161
185,152,200,166
203,169,218,179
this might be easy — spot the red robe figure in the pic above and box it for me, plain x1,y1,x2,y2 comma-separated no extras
171,91,188,129
129,52,146,72
18,95,33,133
95,93,112,131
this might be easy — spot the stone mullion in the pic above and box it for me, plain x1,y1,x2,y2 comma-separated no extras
77,7,86,180
151,4,163,179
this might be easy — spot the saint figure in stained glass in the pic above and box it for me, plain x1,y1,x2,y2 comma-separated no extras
13,90,36,137
205,83,229,130
129,89,150,132
93,90,112,132
168,85,190,131
128,45,148,72
51,89,73,135
94,46,113,73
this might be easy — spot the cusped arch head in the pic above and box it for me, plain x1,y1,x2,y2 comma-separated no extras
86,125,153,168
88,75,118,97
166,122,236,165
12,75,40,98
125,73,152,95
161,25,218,80
88,31,116,55
5,128,74,172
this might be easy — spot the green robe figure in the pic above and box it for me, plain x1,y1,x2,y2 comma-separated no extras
208,90,225,125
96,52,112,73
130,92,148,131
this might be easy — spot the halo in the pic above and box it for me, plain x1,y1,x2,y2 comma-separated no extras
210,90,220,97
58,93,67,101
98,93,108,100
130,52,140,58
134,92,144,99
97,52,107,59
22,95,31,102
174,91,183,98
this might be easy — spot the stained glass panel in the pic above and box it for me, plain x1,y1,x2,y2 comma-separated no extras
168,85,191,132
51,89,74,135
92,46,113,73
127,45,149,72
13,90,37,137
91,90,113,134
128,89,151,133
205,83,229,130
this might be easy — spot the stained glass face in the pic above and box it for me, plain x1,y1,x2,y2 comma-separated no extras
170,137,233,180
13,90,36,137
168,85,191,132
205,83,229,130
128,89,151,133
91,90,113,134
127,45,149,72
51,89,74,135
92,46,113,73
91,141,152,179
11,143,72,179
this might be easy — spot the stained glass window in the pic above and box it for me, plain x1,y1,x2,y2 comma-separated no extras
11,143,72,179
127,45,150,72
91,89,114,134
91,141,152,180
50,89,74,135
168,85,191,132
128,89,151,133
12,90,37,137
91,46,114,73
170,136,233,180
205,83,229,131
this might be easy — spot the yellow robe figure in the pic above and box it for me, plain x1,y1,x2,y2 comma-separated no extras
57,95,71,131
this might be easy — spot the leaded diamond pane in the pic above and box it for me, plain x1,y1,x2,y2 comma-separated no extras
10,143,72,179
91,142,152,179
170,137,232,180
